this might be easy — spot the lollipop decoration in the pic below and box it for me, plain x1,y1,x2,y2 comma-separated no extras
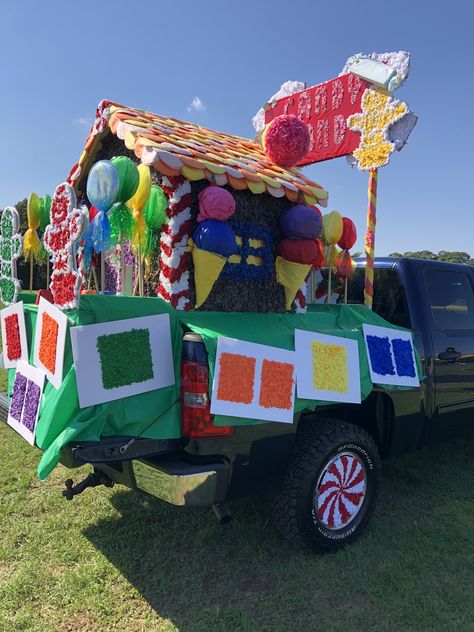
322,211,343,303
0,207,22,304
85,160,120,291
109,156,139,293
39,194,52,288
44,183,85,310
336,217,357,303
129,163,151,296
24,193,42,290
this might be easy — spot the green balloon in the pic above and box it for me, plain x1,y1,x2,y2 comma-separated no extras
111,156,139,203
40,194,52,232
144,185,167,231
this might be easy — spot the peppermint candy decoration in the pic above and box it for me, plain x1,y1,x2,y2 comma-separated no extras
315,452,367,530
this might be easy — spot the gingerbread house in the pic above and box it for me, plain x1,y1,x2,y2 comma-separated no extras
68,101,328,313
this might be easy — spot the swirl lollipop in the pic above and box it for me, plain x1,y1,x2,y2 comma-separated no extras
86,160,120,291
129,164,151,296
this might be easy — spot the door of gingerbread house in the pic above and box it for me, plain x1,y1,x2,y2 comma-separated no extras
69,100,328,313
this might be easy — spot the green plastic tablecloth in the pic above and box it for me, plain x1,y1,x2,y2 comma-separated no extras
7,295,420,479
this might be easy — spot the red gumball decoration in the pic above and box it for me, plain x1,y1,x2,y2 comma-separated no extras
312,238,326,269
336,250,354,280
337,217,357,251
277,238,318,264
263,115,310,167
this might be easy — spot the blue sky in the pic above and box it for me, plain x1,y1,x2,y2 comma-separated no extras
1,0,473,256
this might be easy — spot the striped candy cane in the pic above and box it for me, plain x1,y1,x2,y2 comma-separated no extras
364,169,378,310
158,175,193,310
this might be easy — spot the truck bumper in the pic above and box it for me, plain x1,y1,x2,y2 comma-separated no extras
93,455,231,507
132,457,230,507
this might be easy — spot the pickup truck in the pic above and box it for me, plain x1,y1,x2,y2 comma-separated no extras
2,256,474,553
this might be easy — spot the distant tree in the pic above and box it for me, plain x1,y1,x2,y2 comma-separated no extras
403,250,438,260
437,251,471,264
352,251,362,258
386,250,474,265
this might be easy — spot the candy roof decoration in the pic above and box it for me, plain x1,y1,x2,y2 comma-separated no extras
68,100,328,208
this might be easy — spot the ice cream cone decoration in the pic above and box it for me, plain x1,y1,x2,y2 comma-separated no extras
192,246,227,308
276,256,312,310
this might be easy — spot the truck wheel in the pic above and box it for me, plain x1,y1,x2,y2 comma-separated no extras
274,418,381,553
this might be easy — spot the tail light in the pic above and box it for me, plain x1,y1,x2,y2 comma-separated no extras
180,360,233,438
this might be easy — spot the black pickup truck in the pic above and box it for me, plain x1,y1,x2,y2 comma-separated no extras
2,257,474,552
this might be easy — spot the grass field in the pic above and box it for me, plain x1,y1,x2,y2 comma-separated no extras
2,399,474,632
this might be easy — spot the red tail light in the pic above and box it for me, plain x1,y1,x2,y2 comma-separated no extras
180,361,233,438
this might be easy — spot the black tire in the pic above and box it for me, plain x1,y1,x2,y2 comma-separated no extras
274,417,381,553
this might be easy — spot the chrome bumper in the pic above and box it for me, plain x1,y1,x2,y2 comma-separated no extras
132,458,230,507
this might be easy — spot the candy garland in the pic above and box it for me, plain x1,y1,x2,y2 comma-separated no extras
44,183,85,310
158,176,193,310
0,207,22,304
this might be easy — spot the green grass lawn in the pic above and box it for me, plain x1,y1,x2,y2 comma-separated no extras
1,420,474,632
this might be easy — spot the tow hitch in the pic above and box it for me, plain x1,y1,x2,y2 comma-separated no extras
62,470,114,500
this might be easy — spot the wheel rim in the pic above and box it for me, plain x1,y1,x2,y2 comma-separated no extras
315,451,367,530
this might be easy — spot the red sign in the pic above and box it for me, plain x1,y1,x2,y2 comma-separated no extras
264,74,369,166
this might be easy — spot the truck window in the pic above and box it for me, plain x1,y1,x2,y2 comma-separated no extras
309,268,411,329
424,269,474,331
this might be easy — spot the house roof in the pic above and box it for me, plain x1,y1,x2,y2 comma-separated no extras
68,100,328,207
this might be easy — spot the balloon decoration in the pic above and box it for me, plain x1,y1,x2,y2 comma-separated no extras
191,184,237,308
85,160,120,291
143,185,167,276
129,164,151,296
337,217,357,303
24,193,42,290
280,205,322,240
108,156,138,245
322,211,343,304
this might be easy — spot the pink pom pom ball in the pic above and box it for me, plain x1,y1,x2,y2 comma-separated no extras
262,115,310,167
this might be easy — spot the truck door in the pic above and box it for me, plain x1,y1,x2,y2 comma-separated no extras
423,267,474,437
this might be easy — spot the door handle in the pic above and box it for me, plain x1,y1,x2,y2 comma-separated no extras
438,348,462,362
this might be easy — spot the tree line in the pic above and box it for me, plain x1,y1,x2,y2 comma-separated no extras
387,250,474,265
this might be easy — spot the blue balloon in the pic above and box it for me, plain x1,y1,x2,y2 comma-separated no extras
86,160,120,213
193,220,238,257
84,212,111,254
280,205,322,240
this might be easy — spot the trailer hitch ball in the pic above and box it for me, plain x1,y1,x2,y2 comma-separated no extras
62,471,114,500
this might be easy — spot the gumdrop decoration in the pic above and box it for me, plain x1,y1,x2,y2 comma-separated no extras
262,115,310,167
44,183,85,310
0,207,22,304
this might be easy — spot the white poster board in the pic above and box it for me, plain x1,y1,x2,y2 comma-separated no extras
33,297,69,389
0,301,28,368
70,313,175,408
295,329,361,404
8,360,46,446
362,324,419,387
210,336,296,424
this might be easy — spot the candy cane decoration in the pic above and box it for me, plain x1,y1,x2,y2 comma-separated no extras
158,176,192,310
44,183,85,310
363,169,378,310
